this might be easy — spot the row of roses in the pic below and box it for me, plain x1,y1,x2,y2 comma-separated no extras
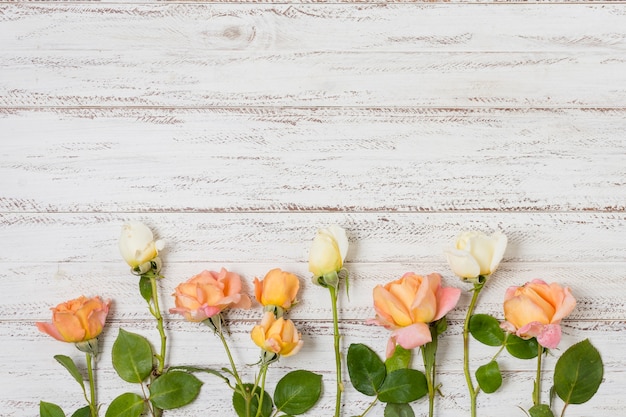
37,224,603,417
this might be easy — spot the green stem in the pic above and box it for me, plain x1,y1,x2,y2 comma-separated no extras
463,282,484,417
534,343,543,406
328,286,343,417
560,403,569,417
254,364,269,417
148,275,167,376
215,317,245,390
86,352,97,417
422,344,436,417
358,396,379,417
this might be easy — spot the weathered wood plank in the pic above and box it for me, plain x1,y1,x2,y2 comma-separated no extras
1,212,624,262
2,108,625,213
2,4,626,108
3,4,626,53
1,261,624,321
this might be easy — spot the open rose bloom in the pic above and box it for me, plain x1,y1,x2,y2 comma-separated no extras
254,268,300,310
370,273,461,357
36,296,111,343
251,311,303,357
501,279,576,349
170,268,251,322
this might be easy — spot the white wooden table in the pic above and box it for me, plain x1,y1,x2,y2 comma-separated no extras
1,1,624,416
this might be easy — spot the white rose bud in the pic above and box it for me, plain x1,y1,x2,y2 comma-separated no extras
308,225,349,279
119,221,165,272
445,231,507,281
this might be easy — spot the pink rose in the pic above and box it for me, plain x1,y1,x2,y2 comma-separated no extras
170,268,251,322
369,273,461,356
501,279,576,349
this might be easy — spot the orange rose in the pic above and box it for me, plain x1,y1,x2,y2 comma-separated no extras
501,279,576,349
36,296,111,343
369,273,461,356
169,268,251,322
254,268,300,310
251,311,303,357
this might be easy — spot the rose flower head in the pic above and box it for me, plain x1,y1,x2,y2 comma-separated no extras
36,296,111,345
251,311,303,357
308,225,349,286
501,279,576,349
254,268,300,313
445,230,507,282
119,221,164,274
369,273,461,357
170,268,251,322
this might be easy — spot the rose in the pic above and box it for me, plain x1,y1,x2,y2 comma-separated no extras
119,221,164,273
36,296,111,343
369,273,461,356
308,225,349,279
169,268,252,322
501,279,576,349
254,268,300,311
445,231,507,281
251,311,303,357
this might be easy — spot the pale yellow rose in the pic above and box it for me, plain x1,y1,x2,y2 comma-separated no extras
308,225,349,278
119,221,164,271
445,231,507,280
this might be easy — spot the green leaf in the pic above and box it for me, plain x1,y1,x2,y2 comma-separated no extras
554,339,603,405
138,275,153,304
506,335,539,359
149,371,203,410
105,393,145,417
347,343,386,396
469,314,505,346
528,404,555,417
54,355,85,390
475,361,502,394
111,329,153,383
70,406,91,417
378,369,428,403
40,401,65,417
384,402,415,417
233,384,273,417
385,345,411,373
274,370,322,415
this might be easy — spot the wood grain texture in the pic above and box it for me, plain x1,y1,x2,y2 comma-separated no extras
1,0,624,416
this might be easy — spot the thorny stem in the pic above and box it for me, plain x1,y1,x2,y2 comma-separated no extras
328,285,343,417
463,281,485,417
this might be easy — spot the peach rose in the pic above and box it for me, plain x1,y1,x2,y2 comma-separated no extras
251,311,303,357
36,296,111,343
169,268,251,322
254,268,300,310
501,279,576,349
369,273,461,356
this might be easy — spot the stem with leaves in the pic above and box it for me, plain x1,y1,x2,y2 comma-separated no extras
463,279,485,417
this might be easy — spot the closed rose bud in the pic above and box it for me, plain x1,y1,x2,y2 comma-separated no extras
501,279,576,349
308,225,349,279
119,221,164,272
251,311,303,357
169,268,252,322
254,268,300,310
445,231,507,281
369,273,461,357
36,296,111,343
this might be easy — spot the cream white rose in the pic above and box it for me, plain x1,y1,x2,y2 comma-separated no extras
308,225,349,278
119,221,164,271
445,231,507,280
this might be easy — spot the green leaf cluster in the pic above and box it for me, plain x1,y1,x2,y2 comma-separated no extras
347,343,427,416
231,370,322,417
105,329,203,417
